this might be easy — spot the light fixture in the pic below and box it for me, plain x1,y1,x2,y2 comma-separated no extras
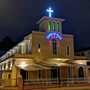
18,61,28,68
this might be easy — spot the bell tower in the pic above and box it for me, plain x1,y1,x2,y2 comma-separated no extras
37,7,64,33
36,7,74,58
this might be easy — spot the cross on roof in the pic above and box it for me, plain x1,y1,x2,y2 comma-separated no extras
46,7,54,17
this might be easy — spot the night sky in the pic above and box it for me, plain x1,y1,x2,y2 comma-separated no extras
0,0,90,50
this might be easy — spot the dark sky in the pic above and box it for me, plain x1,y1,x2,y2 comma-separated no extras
0,0,90,50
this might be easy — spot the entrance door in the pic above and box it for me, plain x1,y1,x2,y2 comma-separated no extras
20,69,27,80
78,67,84,78
51,67,60,81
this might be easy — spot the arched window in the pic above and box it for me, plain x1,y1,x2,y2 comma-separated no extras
52,22,56,31
67,46,70,56
37,43,41,53
52,39,57,55
78,67,84,78
48,22,52,31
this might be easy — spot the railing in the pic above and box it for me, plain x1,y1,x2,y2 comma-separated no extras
0,78,90,90
23,78,90,89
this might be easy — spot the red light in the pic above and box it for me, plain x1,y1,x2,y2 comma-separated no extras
48,41,51,46
57,40,60,47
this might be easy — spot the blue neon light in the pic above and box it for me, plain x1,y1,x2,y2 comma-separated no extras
46,32,63,40
46,7,54,17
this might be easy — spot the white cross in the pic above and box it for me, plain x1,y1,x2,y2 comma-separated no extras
46,7,54,17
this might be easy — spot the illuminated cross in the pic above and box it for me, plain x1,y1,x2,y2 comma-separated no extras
46,7,54,17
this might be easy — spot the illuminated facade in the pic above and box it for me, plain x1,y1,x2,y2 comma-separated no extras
0,8,90,88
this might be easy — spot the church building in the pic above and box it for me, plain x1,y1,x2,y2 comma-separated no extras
0,7,90,88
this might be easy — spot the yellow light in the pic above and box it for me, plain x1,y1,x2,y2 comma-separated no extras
18,61,28,68
48,58,69,61
75,60,86,65
56,63,68,66
38,49,40,53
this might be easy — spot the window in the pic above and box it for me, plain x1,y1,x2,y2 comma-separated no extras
4,63,6,70
28,40,32,54
38,70,41,79
26,43,28,54
48,22,52,31
57,23,59,32
8,61,11,70
21,44,26,54
12,60,15,65
8,74,11,79
52,40,57,55
26,72,28,80
6,63,8,70
52,22,56,31
38,44,40,48
66,46,70,56
10,62,13,70
57,23,61,32
37,44,41,53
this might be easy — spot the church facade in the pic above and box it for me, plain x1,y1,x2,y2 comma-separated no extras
0,8,90,88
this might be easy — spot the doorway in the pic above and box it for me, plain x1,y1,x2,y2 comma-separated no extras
51,66,60,81
78,67,84,78
20,69,28,80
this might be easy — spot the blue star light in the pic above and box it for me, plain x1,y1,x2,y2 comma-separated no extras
46,7,54,17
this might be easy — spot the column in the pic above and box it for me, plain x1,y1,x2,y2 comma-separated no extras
11,66,20,86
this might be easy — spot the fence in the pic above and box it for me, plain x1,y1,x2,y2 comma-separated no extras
0,78,90,90
23,78,90,89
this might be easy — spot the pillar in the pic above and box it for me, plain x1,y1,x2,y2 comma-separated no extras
11,65,20,86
